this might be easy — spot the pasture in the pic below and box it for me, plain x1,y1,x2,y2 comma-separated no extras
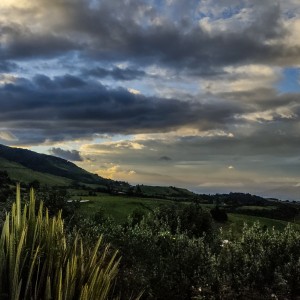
76,194,300,233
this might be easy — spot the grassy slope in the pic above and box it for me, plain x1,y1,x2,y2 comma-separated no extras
235,205,278,211
225,213,300,235
76,194,174,223
0,144,106,185
139,185,197,198
0,157,71,186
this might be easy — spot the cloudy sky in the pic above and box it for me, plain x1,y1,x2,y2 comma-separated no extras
1,0,300,199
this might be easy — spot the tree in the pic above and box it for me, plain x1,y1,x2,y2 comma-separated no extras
210,206,228,222
29,179,40,190
0,171,12,202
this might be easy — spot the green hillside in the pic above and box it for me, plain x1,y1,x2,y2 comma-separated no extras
0,145,197,198
136,184,197,199
0,157,71,186
0,144,109,186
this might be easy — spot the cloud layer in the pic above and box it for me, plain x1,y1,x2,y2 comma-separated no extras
1,0,300,199
0,75,245,144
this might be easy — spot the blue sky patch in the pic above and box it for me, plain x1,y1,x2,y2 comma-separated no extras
278,68,300,93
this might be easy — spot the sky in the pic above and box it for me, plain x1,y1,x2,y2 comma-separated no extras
0,0,300,199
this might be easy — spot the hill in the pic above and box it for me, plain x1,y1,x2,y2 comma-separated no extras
134,184,197,200
0,144,200,199
0,144,110,186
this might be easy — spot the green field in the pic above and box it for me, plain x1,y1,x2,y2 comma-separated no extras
76,194,300,232
235,205,277,211
224,213,300,235
77,195,174,223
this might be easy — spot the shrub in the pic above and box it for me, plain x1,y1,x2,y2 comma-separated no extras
0,171,12,203
77,207,218,300
0,184,120,300
154,203,214,238
210,206,228,222
212,223,300,299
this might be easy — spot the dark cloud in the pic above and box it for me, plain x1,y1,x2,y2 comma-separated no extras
0,61,18,72
83,67,146,81
49,147,83,161
159,156,172,161
64,0,298,69
68,4,285,67
0,23,80,60
0,76,243,144
34,74,86,89
219,88,300,113
160,125,300,161
0,1,299,70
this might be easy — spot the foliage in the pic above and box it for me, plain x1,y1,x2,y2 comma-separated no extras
94,207,113,225
36,187,79,220
131,185,197,200
0,171,12,202
77,206,300,299
226,213,300,235
0,184,120,300
78,194,174,224
206,223,300,299
153,202,214,238
77,204,218,299
229,203,299,221
210,206,228,222
3,183,298,299
198,192,271,206
29,180,40,190
128,208,146,227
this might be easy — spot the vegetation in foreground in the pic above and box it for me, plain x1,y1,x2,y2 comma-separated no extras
1,171,300,299
0,184,119,300
76,202,300,300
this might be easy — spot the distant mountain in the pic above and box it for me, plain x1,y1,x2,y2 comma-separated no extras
0,144,109,186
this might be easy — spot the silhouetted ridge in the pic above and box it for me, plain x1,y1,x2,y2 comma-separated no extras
0,144,104,184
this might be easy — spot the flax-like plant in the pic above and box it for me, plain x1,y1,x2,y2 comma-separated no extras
0,184,120,300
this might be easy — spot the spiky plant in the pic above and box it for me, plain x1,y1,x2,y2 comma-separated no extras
0,184,120,300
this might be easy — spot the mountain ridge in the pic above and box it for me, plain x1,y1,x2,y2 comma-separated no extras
0,144,108,186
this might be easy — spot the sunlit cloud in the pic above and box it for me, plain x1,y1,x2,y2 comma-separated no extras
128,88,141,95
95,163,136,180
0,130,18,141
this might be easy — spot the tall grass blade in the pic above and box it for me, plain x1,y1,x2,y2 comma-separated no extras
0,185,120,300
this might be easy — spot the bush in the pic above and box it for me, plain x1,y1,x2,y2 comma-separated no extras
210,206,228,222
0,171,12,203
211,223,300,299
77,211,300,299
154,203,214,238
76,205,218,299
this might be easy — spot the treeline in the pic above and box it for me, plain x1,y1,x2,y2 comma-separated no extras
228,204,299,221
199,192,272,206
